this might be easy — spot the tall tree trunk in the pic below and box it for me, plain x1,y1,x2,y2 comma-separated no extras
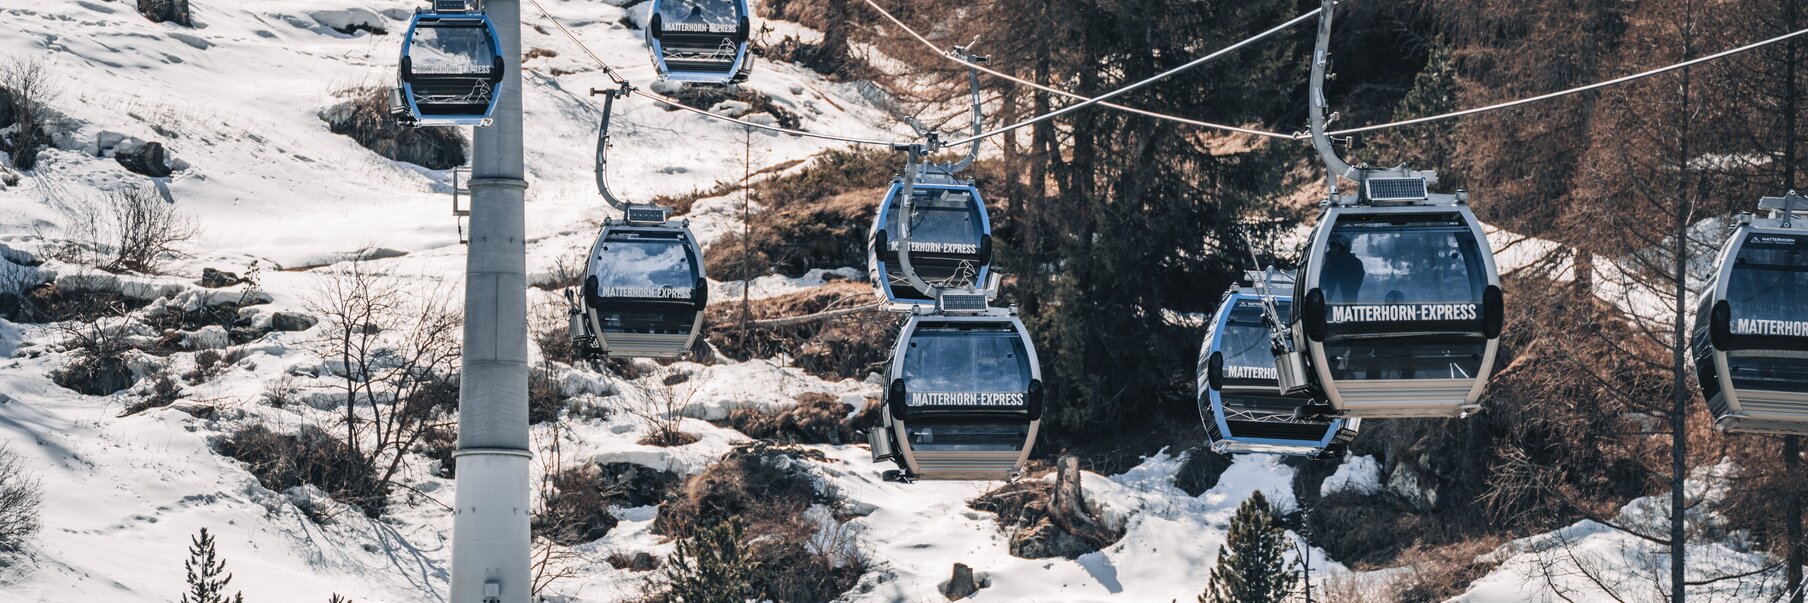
1671,8,1695,598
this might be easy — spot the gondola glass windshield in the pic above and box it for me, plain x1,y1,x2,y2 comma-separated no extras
657,0,740,29
410,22,496,75
884,188,984,256
1219,300,1281,387
900,326,1032,452
586,233,700,334
1723,233,1808,393
1318,215,1489,381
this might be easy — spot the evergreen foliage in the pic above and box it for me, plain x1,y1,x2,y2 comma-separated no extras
1365,36,1460,184
180,528,245,603
661,516,760,603
1200,491,1297,603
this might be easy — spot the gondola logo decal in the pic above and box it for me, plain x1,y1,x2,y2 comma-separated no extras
665,23,740,34
888,241,979,254
603,286,694,299
1327,303,1478,324
1734,319,1808,337
1224,366,1277,380
909,392,1025,407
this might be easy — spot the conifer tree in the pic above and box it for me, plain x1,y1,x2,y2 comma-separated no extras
181,528,244,603
662,517,759,603
1200,491,1297,603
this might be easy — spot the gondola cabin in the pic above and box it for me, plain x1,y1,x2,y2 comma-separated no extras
1694,193,1808,434
1199,275,1360,458
1289,174,1503,418
573,207,707,359
869,292,1041,480
645,0,752,84
867,174,992,305
393,1,505,127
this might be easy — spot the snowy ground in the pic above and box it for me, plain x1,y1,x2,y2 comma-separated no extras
0,1,1783,602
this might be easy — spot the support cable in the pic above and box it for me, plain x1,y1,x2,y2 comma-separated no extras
856,0,1300,139
1323,25,1808,136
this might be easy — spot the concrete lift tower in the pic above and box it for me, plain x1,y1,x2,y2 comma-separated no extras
450,0,532,600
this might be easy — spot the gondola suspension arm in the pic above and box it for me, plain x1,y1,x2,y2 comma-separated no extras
948,48,986,175
893,142,940,299
1306,0,1358,193
591,85,636,212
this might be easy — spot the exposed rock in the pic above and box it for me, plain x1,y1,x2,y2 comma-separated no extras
1174,448,1234,497
597,462,680,507
138,0,192,26
1385,460,1439,512
116,140,175,178
320,88,466,170
197,268,241,288
607,551,660,572
942,563,981,600
183,325,230,350
308,8,388,36
270,312,318,332
90,130,128,156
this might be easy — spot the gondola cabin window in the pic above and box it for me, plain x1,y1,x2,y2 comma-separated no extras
593,237,697,300
658,0,740,29
1725,233,1808,393
884,190,983,255
410,24,494,74
901,328,1031,399
1318,214,1490,382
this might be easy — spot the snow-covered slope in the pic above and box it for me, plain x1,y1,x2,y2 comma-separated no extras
0,1,1774,602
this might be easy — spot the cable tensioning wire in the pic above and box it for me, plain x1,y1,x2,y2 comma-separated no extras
1324,25,1808,136
528,0,906,146
857,0,1300,140
943,9,1323,147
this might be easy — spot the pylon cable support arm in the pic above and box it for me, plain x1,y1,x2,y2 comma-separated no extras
949,49,985,174
591,86,635,210
1307,0,1358,184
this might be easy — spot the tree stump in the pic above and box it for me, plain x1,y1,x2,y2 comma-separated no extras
1049,455,1119,547
942,562,980,600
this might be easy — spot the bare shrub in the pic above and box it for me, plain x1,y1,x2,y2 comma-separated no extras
304,257,462,515
62,184,200,275
321,86,466,170
724,392,875,445
531,298,579,367
620,365,700,447
0,444,42,557
0,56,60,171
52,311,144,396
215,423,387,518
120,372,182,416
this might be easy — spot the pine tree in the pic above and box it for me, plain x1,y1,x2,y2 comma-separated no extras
1365,36,1460,184
1200,491,1297,603
180,528,245,603
662,517,759,603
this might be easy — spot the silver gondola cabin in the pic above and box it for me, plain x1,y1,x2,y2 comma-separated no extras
1282,0,1503,418
869,291,1043,480
1694,192,1808,434
1199,273,1360,458
645,0,752,85
569,88,709,359
391,1,505,127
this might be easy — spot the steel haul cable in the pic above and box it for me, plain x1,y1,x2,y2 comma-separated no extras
857,0,1301,140
1323,26,1808,136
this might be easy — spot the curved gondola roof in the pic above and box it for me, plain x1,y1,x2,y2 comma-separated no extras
394,6,505,127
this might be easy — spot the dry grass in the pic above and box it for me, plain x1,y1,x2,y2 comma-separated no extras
705,282,898,380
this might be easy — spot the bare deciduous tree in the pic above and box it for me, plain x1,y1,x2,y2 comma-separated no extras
0,443,42,556
0,56,61,171
305,256,462,507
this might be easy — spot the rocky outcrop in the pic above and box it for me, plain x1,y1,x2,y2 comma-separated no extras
138,0,192,26
320,88,466,170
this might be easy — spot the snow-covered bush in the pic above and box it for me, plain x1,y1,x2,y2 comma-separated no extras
0,443,42,557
